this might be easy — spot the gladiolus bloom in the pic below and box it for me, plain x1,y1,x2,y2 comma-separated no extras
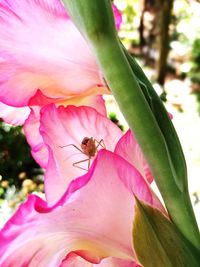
23,90,106,168
32,104,123,203
26,104,153,204
0,150,165,267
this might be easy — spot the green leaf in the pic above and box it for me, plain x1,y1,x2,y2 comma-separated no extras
133,198,200,267
122,44,187,193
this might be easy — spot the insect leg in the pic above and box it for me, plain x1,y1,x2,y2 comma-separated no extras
59,144,83,153
73,158,90,171
88,157,91,169
95,139,106,149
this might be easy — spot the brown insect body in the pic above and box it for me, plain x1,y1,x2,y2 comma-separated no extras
81,137,97,158
60,137,105,171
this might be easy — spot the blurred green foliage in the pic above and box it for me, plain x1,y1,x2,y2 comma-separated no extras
117,0,200,81
189,39,200,85
109,112,124,131
0,120,42,198
191,39,200,69
115,0,140,46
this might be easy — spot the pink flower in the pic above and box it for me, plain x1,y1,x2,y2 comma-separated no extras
24,104,152,204
0,0,122,155
0,150,165,267
32,104,123,203
0,0,104,107
0,0,121,117
23,90,106,169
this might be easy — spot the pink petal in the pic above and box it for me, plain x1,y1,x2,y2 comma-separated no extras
115,130,154,183
0,0,108,107
112,3,123,30
60,254,95,267
24,90,63,168
24,91,107,168
96,258,142,267
56,94,107,117
27,87,107,114
24,106,48,168
0,101,30,125
40,104,123,204
61,255,141,266
0,150,164,266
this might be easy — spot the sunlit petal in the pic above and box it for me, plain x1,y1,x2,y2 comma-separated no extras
0,101,30,125
0,0,108,107
40,104,123,204
24,90,107,168
115,130,153,183
0,150,164,266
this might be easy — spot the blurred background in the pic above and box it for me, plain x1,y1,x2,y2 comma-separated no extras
0,0,200,226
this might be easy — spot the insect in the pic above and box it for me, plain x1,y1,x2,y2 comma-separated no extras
61,137,105,171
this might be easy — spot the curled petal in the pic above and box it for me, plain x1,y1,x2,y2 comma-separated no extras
24,106,48,168
0,150,164,266
61,255,141,266
97,258,142,267
40,104,123,204
57,94,107,117
115,130,153,183
0,102,30,125
23,90,59,168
